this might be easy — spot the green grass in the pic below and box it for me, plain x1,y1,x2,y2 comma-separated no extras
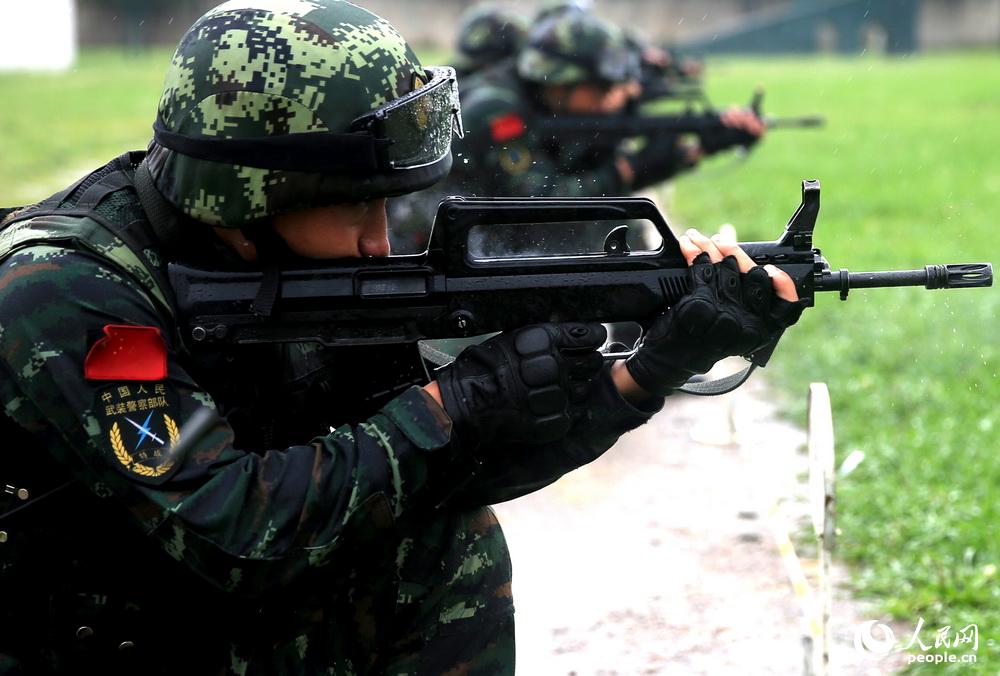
1,49,998,671
668,53,1000,672
0,49,173,205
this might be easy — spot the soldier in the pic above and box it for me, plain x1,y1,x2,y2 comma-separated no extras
452,5,529,79
388,10,763,250
462,10,763,197
0,1,803,674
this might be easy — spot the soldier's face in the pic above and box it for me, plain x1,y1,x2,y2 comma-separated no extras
272,199,391,259
561,81,637,115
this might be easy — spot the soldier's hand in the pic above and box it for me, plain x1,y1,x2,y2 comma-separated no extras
434,323,607,449
698,107,766,155
619,229,804,398
679,57,704,80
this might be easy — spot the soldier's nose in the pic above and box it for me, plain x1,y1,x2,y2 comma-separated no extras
360,236,390,257
359,199,390,257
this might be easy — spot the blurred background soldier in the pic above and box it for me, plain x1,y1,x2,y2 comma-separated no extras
452,5,529,79
388,10,763,254
534,0,595,23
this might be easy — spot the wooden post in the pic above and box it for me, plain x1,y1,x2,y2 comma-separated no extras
808,383,836,676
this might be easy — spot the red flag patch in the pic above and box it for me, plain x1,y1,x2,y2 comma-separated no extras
85,325,168,381
490,113,527,142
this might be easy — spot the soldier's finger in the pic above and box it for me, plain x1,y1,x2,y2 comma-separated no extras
678,235,703,266
764,265,800,302
685,229,724,263
711,234,757,273
745,113,766,136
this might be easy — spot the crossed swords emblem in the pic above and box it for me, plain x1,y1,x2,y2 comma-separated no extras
124,411,165,449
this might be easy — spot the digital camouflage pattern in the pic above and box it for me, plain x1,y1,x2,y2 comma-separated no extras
0,169,659,671
453,5,529,77
517,9,633,85
148,0,425,227
0,224,513,674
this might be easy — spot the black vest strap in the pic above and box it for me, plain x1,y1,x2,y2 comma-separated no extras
1,152,179,321
134,158,185,260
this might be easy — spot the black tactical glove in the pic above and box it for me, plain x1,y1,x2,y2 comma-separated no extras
622,135,695,190
626,254,806,396
437,323,607,449
698,113,762,155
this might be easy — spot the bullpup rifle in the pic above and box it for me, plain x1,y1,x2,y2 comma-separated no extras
169,181,991,394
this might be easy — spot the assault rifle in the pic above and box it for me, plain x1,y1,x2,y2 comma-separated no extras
541,91,824,144
168,180,991,394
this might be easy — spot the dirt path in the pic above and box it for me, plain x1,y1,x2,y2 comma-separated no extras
492,375,905,675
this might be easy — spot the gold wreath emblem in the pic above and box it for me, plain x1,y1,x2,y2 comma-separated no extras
110,414,179,478
499,147,532,176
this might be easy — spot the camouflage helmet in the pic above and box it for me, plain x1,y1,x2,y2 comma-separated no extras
147,0,462,227
454,6,528,74
533,0,593,23
517,10,638,86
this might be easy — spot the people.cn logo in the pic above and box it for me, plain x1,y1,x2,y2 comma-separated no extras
854,620,897,655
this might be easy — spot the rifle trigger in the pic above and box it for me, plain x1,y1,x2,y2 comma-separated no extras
601,348,637,362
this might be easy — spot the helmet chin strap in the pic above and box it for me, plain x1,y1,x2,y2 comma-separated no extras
241,224,294,320
135,158,186,258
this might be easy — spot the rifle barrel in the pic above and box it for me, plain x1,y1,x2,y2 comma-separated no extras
538,113,826,137
765,116,826,129
816,263,993,300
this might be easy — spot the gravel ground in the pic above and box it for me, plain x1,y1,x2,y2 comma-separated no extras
492,374,907,676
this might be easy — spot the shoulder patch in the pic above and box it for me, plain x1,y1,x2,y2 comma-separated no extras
490,113,527,142
85,325,168,381
498,145,532,176
94,382,182,485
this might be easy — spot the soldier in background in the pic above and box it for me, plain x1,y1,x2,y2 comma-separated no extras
388,10,762,253
452,5,529,79
534,0,594,23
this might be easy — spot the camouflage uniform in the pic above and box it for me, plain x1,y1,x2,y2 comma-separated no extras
0,2,659,674
387,11,692,249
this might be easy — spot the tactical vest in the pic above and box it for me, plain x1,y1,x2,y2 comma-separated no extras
0,153,233,674
0,151,176,318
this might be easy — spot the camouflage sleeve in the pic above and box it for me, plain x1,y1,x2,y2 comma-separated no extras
450,368,664,507
0,245,451,595
479,137,626,198
454,86,627,198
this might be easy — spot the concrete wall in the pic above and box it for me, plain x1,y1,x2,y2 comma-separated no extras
0,0,77,71
75,0,1000,50
919,0,1000,48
